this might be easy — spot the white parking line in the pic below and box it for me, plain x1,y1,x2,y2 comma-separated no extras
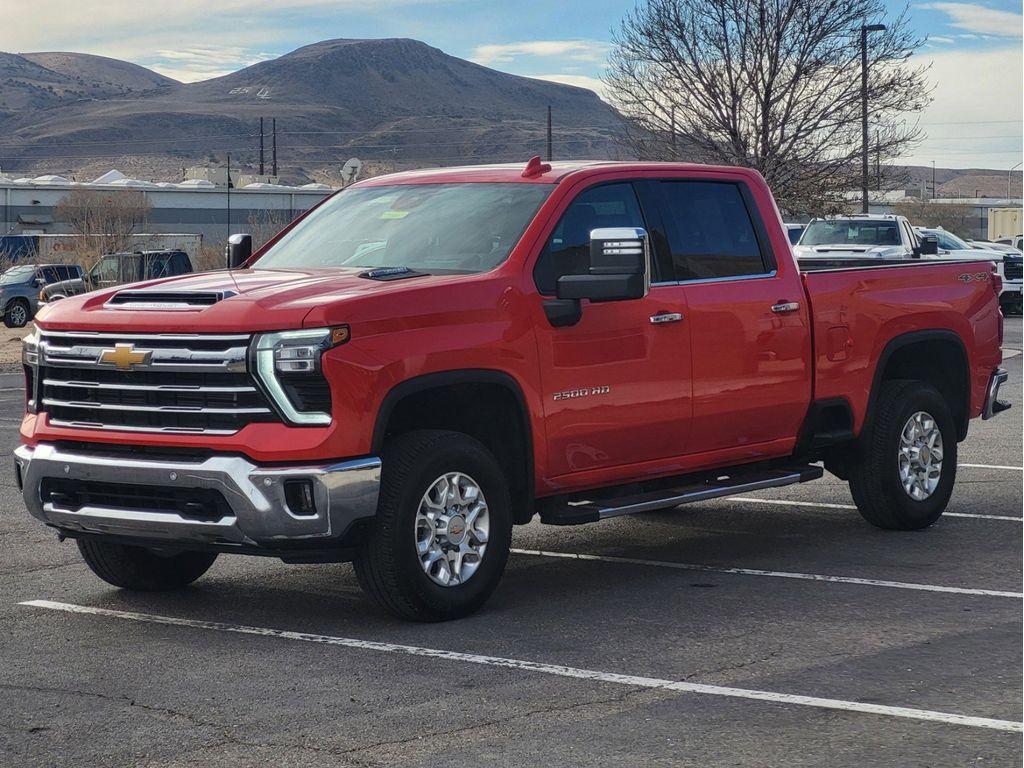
729,496,1023,522
959,463,1024,471
19,599,1022,733
511,549,1023,599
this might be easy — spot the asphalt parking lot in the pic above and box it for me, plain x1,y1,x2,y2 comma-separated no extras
1,321,1021,768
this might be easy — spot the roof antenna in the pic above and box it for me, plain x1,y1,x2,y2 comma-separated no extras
521,155,552,178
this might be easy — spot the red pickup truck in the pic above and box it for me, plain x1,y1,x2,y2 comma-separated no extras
15,160,1010,621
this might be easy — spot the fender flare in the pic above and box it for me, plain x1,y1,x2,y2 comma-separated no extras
864,329,970,440
371,368,535,477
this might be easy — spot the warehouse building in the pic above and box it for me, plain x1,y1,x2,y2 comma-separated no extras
0,171,335,244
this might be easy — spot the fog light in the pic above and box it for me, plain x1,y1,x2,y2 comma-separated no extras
284,479,317,516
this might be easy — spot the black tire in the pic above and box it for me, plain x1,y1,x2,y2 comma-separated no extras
77,539,218,590
354,430,512,621
848,380,957,530
4,299,30,328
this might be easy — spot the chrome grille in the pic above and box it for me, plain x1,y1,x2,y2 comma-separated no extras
37,332,278,435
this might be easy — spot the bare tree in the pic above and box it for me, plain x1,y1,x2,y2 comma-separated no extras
892,199,976,238
54,189,152,257
246,208,295,251
606,0,931,215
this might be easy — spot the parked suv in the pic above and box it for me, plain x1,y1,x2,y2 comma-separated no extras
1,264,84,328
40,250,192,304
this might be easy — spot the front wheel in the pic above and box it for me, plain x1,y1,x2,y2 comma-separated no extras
4,299,29,328
848,380,957,530
354,430,512,621
77,539,218,590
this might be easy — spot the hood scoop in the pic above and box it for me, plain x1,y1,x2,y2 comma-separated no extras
106,290,237,310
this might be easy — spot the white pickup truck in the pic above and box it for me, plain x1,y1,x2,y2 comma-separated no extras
794,214,1022,314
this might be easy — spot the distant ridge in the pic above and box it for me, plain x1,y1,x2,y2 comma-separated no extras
0,38,621,182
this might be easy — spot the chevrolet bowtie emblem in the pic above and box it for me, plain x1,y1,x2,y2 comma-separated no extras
98,343,152,370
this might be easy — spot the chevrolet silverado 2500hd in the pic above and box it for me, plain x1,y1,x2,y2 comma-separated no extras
15,160,1010,621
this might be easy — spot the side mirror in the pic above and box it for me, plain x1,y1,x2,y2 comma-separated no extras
556,227,651,302
918,234,939,257
226,233,253,269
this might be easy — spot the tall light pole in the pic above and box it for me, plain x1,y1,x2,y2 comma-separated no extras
1008,161,1022,199
861,23,886,214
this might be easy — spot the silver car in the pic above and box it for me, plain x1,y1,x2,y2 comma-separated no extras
1,264,84,328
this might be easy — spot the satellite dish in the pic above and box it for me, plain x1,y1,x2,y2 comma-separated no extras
341,158,363,186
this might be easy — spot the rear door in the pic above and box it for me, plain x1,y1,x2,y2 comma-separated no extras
653,178,811,457
531,180,692,480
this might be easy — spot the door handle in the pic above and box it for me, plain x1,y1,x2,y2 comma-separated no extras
771,301,800,314
650,312,683,325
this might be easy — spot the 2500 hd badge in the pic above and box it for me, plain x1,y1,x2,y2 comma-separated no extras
553,385,612,401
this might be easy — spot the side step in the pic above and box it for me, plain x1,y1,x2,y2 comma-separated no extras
540,465,824,526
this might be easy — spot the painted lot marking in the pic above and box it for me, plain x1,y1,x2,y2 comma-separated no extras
511,549,1023,599
729,496,1023,522
959,463,1024,471
19,600,1022,733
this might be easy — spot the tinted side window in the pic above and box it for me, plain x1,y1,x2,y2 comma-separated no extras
534,183,645,295
659,182,767,280
39,267,59,283
171,252,192,274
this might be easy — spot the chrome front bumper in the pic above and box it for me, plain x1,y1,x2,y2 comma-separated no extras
982,367,1010,420
14,443,381,548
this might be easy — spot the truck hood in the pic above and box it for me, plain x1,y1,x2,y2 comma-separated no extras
793,244,907,259
34,267,460,333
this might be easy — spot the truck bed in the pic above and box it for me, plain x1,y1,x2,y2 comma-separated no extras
802,259,1004,435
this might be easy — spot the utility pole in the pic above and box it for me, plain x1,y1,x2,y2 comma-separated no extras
931,160,936,199
860,23,886,214
272,118,278,177
226,153,231,265
670,106,677,155
875,130,881,190
259,117,265,176
546,106,552,162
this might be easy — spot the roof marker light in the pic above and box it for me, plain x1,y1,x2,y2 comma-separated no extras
521,156,552,178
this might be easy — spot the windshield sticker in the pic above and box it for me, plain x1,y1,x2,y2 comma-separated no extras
381,210,409,220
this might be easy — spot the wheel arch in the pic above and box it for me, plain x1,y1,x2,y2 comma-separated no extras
372,369,535,523
865,330,971,441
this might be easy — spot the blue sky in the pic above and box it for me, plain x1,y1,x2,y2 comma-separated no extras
2,0,1021,168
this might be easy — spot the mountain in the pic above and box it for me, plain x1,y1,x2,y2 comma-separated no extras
0,39,622,182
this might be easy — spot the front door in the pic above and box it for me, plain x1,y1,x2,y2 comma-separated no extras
530,181,692,483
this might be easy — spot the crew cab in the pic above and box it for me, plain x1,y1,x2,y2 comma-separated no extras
15,161,1009,621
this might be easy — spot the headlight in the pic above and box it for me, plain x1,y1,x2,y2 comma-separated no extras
22,330,39,413
22,329,39,367
251,327,348,426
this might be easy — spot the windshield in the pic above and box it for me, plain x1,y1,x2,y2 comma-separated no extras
0,266,35,285
923,229,971,250
800,219,901,247
254,183,552,274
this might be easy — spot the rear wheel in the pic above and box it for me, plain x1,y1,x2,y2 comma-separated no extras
848,380,957,530
354,430,512,621
77,539,218,590
4,299,29,328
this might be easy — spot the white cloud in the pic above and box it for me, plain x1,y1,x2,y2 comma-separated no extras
530,74,609,100
0,0,454,82
144,46,277,83
918,2,1022,38
927,35,956,44
898,46,1023,168
472,40,610,66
